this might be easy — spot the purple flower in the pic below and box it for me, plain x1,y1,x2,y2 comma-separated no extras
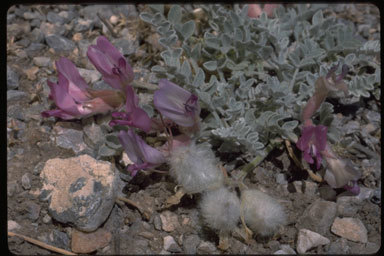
87,36,134,91
42,57,124,119
109,85,152,132
296,125,328,169
343,180,360,195
153,79,200,127
118,129,166,176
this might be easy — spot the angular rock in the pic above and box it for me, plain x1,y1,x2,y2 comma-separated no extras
297,228,330,254
8,220,21,231
45,34,75,53
183,234,201,254
7,66,19,90
197,241,219,254
47,11,66,24
274,244,296,254
39,154,119,232
21,173,31,190
7,90,27,102
160,210,180,232
327,238,350,254
54,125,88,154
296,199,337,235
48,230,71,251
33,56,51,67
74,19,94,32
336,196,361,217
331,217,368,243
23,201,41,221
71,228,112,253
163,235,181,253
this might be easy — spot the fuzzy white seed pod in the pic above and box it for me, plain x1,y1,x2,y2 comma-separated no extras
241,189,286,237
200,187,241,232
168,143,224,194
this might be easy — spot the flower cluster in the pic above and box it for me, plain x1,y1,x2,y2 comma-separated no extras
297,63,361,194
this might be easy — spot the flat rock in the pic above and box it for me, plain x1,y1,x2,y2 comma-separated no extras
163,235,181,253
39,154,118,232
45,34,75,53
71,228,112,253
296,199,337,235
8,220,21,231
33,56,51,67
197,241,219,254
159,210,180,232
336,196,361,217
297,228,330,254
7,90,27,102
7,66,19,90
54,125,88,154
331,217,368,243
183,234,201,254
274,244,296,254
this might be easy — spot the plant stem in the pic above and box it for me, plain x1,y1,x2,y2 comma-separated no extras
131,80,158,91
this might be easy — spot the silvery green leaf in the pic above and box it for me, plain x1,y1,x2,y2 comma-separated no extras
312,9,323,26
180,60,192,77
192,68,205,87
191,43,201,61
203,60,217,71
205,37,221,50
344,53,356,64
251,142,265,150
149,4,164,14
168,5,182,24
159,34,178,48
230,11,242,27
223,20,233,33
257,46,273,59
105,133,123,150
151,65,167,73
234,28,243,41
196,90,212,107
156,21,171,35
282,120,298,131
152,13,164,25
160,48,182,69
180,20,195,40
139,12,153,24
208,20,219,31
141,104,155,118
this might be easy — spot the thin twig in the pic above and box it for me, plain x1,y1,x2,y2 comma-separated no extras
8,231,76,255
97,13,118,38
116,196,151,220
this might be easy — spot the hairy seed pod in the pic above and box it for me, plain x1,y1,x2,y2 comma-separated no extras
241,189,286,237
200,187,240,232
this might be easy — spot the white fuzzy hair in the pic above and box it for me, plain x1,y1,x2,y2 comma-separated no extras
200,187,241,232
168,142,224,194
241,189,286,237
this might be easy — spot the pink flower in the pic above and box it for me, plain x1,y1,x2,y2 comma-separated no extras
42,57,124,120
302,64,349,124
153,79,200,127
109,85,152,133
248,4,278,18
296,125,328,169
118,129,166,176
87,36,134,92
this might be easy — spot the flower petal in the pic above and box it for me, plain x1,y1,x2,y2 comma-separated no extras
314,125,328,151
296,125,315,151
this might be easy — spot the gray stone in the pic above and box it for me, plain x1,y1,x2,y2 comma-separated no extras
163,235,181,253
58,11,77,22
45,34,75,53
327,238,350,254
197,241,219,254
26,43,46,56
21,173,31,190
74,19,94,32
40,155,119,232
17,38,31,47
47,11,66,24
296,199,337,235
54,126,87,154
297,228,330,254
7,90,27,102
318,185,337,201
33,57,51,67
113,38,137,55
93,80,112,90
153,214,162,231
31,19,41,28
42,214,52,224
83,123,105,149
268,240,281,251
47,230,71,251
24,201,41,221
7,66,19,90
336,196,361,217
276,173,288,185
77,68,101,84
274,244,296,254
7,181,21,197
344,120,360,135
183,234,200,254
23,11,45,20
40,22,64,36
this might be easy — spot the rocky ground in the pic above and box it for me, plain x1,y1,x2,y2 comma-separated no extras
7,4,381,255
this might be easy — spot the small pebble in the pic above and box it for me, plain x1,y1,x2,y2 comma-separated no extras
21,173,31,190
8,220,21,231
163,235,181,253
